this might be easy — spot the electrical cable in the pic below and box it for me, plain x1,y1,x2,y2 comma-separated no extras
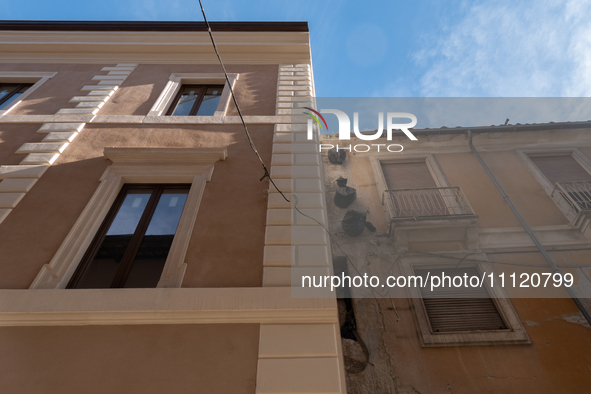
197,0,289,201
196,1,394,309
196,2,591,303
192,8,591,312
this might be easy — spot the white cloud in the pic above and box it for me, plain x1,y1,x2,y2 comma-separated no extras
415,0,591,96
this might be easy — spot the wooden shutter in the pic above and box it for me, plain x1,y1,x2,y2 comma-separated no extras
529,155,591,184
381,162,447,217
380,162,437,189
415,267,508,333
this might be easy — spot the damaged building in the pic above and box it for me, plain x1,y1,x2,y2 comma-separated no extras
321,122,591,393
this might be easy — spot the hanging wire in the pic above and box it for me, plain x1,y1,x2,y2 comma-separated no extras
196,0,383,297
197,0,288,198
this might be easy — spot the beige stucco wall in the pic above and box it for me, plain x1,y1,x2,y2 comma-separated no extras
0,61,280,289
436,150,569,228
0,124,45,165
380,250,591,393
0,122,274,288
0,323,259,394
0,63,104,115
324,130,591,393
99,64,278,116
0,62,278,116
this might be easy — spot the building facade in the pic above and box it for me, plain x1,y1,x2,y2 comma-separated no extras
321,122,591,393
0,21,346,394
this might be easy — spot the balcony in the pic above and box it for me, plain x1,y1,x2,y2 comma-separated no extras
382,187,479,251
383,187,475,218
551,181,591,237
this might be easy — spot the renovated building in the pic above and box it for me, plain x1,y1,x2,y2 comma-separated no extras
0,21,345,394
321,122,591,393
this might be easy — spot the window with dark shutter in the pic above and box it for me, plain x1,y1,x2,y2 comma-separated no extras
381,161,448,217
530,155,591,211
529,155,591,185
414,267,508,333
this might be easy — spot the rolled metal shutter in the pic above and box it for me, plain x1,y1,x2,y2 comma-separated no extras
415,267,508,333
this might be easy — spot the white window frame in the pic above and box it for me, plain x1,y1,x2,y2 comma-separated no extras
400,253,530,347
30,147,227,290
0,72,57,116
148,73,239,118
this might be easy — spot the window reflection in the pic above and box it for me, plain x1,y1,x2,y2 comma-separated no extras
70,185,190,289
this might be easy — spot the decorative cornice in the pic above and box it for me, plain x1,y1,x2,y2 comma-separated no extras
0,29,311,64
103,147,227,164
0,288,337,326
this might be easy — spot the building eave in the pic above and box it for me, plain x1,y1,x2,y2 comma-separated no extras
0,21,312,64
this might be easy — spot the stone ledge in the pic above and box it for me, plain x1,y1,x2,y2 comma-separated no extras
0,288,338,327
270,166,321,179
263,245,295,267
264,225,328,245
43,132,78,142
0,208,10,224
76,102,105,109
38,123,85,132
259,324,338,358
0,165,48,179
20,153,61,165
268,192,325,209
0,192,26,209
70,96,110,102
256,357,341,394
0,178,37,193
17,142,69,154
56,108,99,115
81,85,118,91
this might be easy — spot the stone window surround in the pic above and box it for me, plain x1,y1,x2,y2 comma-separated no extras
400,253,531,347
0,72,57,116
148,73,239,118
29,147,227,290
516,148,591,195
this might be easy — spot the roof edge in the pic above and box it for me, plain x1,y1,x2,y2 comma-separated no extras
0,20,309,32
345,120,591,138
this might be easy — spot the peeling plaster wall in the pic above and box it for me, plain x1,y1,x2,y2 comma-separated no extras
322,132,591,394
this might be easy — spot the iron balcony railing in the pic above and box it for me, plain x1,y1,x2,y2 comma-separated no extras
383,187,475,219
550,181,591,223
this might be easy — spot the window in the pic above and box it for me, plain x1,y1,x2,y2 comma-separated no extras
401,254,530,347
167,84,225,116
30,147,226,290
381,161,446,217
375,157,474,219
67,184,190,289
529,154,591,210
415,267,508,333
0,83,33,110
148,73,238,117
518,150,591,226
0,72,57,115
529,154,591,185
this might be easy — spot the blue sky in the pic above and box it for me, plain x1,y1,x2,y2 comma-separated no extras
3,0,591,98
